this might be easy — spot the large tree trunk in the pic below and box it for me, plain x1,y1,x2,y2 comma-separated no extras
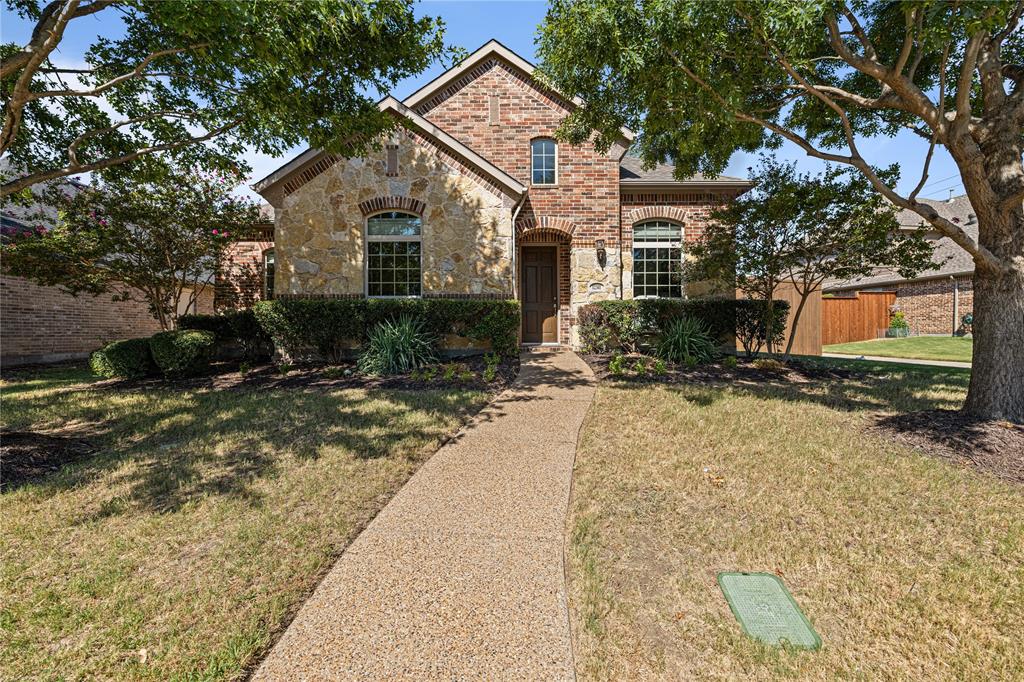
962,211,1024,423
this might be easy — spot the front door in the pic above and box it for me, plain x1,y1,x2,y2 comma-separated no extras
522,246,558,344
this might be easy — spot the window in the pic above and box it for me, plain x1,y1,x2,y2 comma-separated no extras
366,211,422,297
531,138,557,185
632,220,683,298
263,249,275,300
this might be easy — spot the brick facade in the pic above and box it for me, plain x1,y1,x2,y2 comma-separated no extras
216,240,274,310
1,275,213,366
891,275,974,335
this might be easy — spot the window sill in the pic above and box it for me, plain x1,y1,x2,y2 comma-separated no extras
529,183,560,189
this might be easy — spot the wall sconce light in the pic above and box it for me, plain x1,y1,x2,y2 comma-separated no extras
596,239,607,268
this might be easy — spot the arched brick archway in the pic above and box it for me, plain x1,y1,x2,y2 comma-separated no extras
516,216,575,242
357,195,427,217
627,205,688,225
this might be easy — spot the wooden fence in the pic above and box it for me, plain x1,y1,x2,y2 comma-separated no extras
734,281,823,356
821,291,895,345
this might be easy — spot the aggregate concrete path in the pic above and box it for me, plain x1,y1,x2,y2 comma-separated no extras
252,349,595,681
822,352,971,369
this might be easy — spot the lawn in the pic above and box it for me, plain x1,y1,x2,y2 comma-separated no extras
0,365,489,680
824,335,973,363
568,362,1023,680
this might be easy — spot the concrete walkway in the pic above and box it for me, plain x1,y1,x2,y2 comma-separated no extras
822,352,971,369
253,349,595,681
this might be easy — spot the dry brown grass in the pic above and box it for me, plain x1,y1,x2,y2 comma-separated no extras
569,366,1023,681
1,365,489,680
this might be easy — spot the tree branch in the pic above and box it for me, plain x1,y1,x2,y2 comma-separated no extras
66,110,204,166
0,0,113,79
0,120,241,197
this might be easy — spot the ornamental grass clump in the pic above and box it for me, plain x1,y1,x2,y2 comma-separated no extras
357,315,436,376
657,317,718,366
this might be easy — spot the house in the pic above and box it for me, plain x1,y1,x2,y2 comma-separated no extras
225,40,750,346
0,177,215,367
823,194,976,336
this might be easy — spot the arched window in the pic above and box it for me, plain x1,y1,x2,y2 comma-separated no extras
632,220,683,298
531,138,557,185
366,211,422,297
263,249,275,300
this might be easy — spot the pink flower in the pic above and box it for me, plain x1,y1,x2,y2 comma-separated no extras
212,229,219,235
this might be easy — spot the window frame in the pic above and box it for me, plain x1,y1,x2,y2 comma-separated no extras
631,219,684,299
364,210,423,299
530,138,558,186
263,248,275,300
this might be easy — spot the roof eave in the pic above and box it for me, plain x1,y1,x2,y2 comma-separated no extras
823,269,975,292
619,180,753,192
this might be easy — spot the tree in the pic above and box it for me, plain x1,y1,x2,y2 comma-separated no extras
1,0,449,197
1,160,261,329
538,1,1024,421
691,157,936,357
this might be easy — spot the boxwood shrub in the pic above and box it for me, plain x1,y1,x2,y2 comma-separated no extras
179,309,272,361
149,329,217,377
253,298,520,362
576,298,789,355
89,338,156,379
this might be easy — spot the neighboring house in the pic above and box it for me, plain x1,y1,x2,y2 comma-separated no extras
823,194,976,336
225,40,750,345
0,178,214,367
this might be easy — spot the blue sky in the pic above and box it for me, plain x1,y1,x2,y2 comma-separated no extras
2,0,965,203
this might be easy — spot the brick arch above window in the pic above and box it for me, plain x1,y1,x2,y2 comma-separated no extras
357,196,426,217
516,216,575,241
628,206,687,225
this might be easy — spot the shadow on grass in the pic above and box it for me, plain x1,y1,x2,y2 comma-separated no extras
602,357,971,415
5,382,486,517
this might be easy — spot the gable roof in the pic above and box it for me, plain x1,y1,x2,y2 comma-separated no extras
253,97,526,204
619,156,752,190
403,39,635,144
823,195,977,291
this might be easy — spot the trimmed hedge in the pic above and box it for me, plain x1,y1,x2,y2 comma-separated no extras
576,298,789,355
90,338,156,379
253,298,521,362
149,329,217,377
179,309,272,361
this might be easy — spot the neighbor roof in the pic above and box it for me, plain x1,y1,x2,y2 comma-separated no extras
619,156,752,190
823,195,977,291
253,97,526,203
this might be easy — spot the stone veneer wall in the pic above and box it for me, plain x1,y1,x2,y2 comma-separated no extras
274,130,515,297
892,275,974,335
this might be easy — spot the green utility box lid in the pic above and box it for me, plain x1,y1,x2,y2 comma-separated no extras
717,572,821,650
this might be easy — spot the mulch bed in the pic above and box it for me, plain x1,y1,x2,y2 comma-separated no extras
581,353,856,385
92,355,520,394
872,410,1024,485
1,430,96,492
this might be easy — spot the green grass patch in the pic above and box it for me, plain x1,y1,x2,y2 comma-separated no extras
568,364,1021,680
824,336,973,363
0,364,488,680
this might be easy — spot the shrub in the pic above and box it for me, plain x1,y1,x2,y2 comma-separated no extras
576,298,788,356
632,359,647,375
179,309,272,361
357,316,436,376
652,358,667,375
149,329,216,377
90,338,155,379
886,310,910,337
253,299,520,362
735,300,788,357
657,317,718,365
722,355,738,369
608,353,626,375
753,358,787,372
483,352,500,382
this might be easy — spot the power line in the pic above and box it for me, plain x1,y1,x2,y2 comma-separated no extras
919,172,961,189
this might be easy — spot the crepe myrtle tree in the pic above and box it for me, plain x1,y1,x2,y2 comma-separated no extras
1,160,261,329
538,1,1024,421
689,157,936,357
0,0,450,197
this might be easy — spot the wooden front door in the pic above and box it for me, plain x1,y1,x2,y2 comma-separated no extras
522,246,558,344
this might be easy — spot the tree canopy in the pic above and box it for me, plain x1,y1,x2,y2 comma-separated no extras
1,0,450,197
539,0,1024,420
1,160,261,329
